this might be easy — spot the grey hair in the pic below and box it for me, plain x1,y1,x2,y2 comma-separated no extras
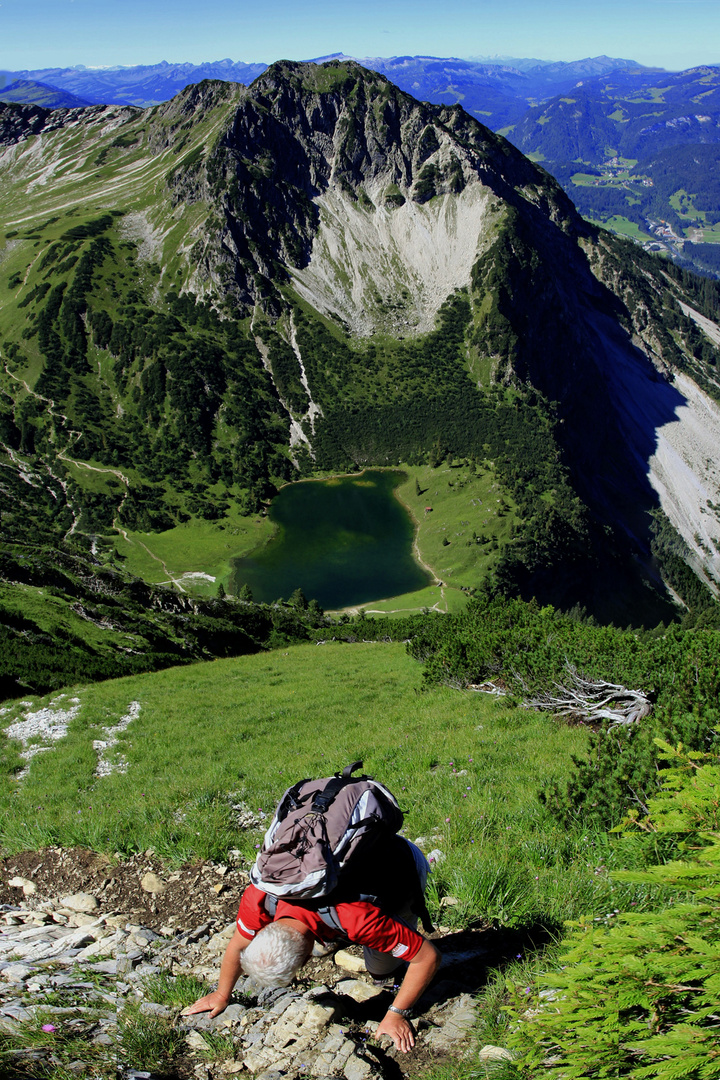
242,921,312,988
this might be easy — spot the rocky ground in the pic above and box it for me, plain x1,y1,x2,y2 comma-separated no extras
0,848,516,1080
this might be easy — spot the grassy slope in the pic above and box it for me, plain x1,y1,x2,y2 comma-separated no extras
0,641,660,931
113,510,274,596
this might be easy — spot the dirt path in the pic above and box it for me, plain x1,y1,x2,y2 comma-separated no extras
113,526,187,593
392,482,442,585
3,360,133,537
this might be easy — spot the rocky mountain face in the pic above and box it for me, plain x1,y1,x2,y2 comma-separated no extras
5,55,718,274
1,59,720,628
181,62,576,328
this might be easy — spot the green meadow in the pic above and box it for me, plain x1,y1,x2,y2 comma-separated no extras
1,642,662,932
586,214,655,241
113,510,275,595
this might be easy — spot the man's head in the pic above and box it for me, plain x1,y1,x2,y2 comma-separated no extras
241,918,313,988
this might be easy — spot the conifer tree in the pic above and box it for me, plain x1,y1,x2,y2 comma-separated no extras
507,744,720,1078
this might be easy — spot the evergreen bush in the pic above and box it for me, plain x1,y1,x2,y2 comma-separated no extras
505,744,720,1079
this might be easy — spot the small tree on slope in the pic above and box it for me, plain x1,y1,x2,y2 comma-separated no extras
506,743,720,1079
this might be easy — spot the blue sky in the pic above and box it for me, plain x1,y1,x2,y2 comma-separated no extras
1,0,718,72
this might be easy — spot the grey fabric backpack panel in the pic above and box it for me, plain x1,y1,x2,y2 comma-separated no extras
249,762,404,900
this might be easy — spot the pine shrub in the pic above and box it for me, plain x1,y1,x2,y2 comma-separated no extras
505,745,720,1078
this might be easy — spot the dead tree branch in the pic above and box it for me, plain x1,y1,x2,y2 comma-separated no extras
466,682,507,696
520,663,652,727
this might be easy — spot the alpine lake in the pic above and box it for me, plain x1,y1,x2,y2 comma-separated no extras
230,470,430,609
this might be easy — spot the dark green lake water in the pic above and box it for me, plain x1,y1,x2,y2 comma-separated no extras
230,471,430,608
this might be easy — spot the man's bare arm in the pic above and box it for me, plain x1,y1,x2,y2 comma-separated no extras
376,940,441,1053
184,927,251,1017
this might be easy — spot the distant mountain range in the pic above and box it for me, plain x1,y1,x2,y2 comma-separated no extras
0,54,646,121
0,60,269,108
0,78,92,110
3,53,720,277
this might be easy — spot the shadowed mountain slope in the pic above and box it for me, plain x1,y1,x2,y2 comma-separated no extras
1,60,720,636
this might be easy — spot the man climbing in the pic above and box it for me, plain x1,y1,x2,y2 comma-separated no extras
188,764,441,1052
187,839,440,1052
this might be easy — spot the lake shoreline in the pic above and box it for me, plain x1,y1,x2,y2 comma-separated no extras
231,468,430,608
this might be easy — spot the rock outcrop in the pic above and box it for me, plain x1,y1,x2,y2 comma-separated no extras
0,866,483,1080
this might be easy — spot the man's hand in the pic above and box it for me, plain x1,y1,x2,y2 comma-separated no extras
184,927,251,1019
374,938,440,1053
183,990,229,1018
376,1010,415,1053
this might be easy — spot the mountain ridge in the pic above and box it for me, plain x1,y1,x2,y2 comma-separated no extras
7,53,719,276
1,60,720,640
1,54,649,111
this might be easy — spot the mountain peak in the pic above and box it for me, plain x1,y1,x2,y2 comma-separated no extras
253,57,380,94
165,58,578,334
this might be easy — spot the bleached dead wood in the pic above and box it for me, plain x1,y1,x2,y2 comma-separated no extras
519,664,652,727
466,682,507,696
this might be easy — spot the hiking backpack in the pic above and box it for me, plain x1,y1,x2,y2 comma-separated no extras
250,761,403,899
249,761,435,934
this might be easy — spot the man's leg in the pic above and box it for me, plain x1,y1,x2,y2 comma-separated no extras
363,842,430,980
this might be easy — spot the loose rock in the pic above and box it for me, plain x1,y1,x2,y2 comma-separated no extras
479,1044,514,1061
0,848,494,1079
334,949,366,974
60,892,99,913
8,877,36,896
140,872,168,895
335,978,385,1003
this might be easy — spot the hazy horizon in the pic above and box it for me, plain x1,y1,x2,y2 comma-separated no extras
1,52,679,75
1,0,718,73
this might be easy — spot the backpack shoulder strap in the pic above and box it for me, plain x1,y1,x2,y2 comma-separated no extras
276,778,312,822
263,894,278,918
316,905,345,933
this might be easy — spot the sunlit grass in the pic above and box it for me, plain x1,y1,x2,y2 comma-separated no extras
113,509,273,593
586,214,654,241
359,582,469,617
395,461,518,592
0,641,662,930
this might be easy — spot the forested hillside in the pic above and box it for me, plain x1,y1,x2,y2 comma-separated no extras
3,60,720,691
505,65,720,271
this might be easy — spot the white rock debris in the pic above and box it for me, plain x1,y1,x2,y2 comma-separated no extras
119,211,167,264
289,310,324,437
598,308,720,588
4,697,82,779
93,701,141,778
291,184,494,337
680,301,720,349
